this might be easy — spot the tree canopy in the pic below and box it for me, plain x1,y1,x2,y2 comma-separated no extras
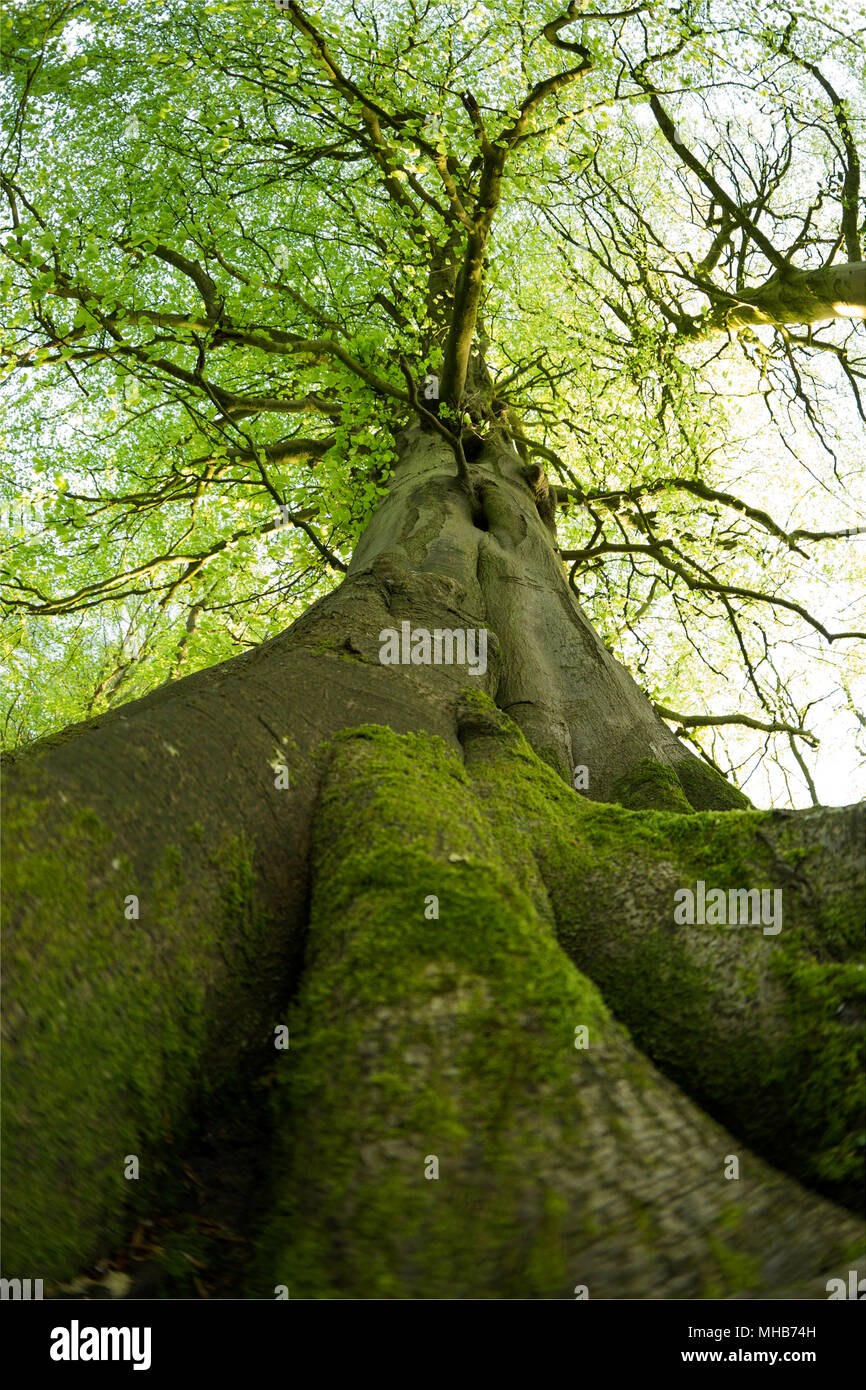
2,0,865,804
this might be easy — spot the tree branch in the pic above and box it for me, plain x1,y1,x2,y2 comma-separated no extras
654,702,818,747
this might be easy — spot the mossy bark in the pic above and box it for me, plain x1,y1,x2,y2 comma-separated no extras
2,430,862,1296
2,778,284,1279
256,714,863,1298
612,755,752,813
459,700,865,1213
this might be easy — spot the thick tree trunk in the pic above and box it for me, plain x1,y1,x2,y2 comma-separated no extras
257,714,863,1298
2,427,863,1296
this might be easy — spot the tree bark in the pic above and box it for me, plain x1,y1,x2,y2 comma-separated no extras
2,427,863,1296
707,261,866,330
461,710,865,1214
255,714,863,1298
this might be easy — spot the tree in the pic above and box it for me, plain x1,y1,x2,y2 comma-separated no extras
1,0,864,1299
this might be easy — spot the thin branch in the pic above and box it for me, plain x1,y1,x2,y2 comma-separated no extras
654,702,818,746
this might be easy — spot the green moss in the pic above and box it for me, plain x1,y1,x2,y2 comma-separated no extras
716,1202,746,1232
300,637,369,664
676,754,751,811
611,758,695,812
7,694,860,1296
254,712,852,1298
156,1225,210,1282
703,1241,763,1298
1,787,276,1281
839,1236,866,1267
767,950,865,1199
455,694,863,1210
255,724,617,1296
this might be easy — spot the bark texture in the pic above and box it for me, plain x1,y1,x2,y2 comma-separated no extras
2,429,863,1295
459,706,865,1213
256,713,863,1298
709,261,866,330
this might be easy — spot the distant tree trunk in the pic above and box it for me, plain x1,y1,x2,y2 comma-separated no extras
3,424,863,1297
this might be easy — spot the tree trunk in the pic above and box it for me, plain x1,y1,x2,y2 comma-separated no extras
2,427,864,1297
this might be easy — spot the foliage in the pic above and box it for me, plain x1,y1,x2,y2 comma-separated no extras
1,0,864,805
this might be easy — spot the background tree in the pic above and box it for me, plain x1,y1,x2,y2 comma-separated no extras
1,0,864,1298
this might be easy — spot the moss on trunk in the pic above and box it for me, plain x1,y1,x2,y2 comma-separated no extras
5,689,862,1296
458,695,865,1211
676,754,753,811
611,757,696,812
1,777,281,1280
255,712,863,1298
611,754,751,813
